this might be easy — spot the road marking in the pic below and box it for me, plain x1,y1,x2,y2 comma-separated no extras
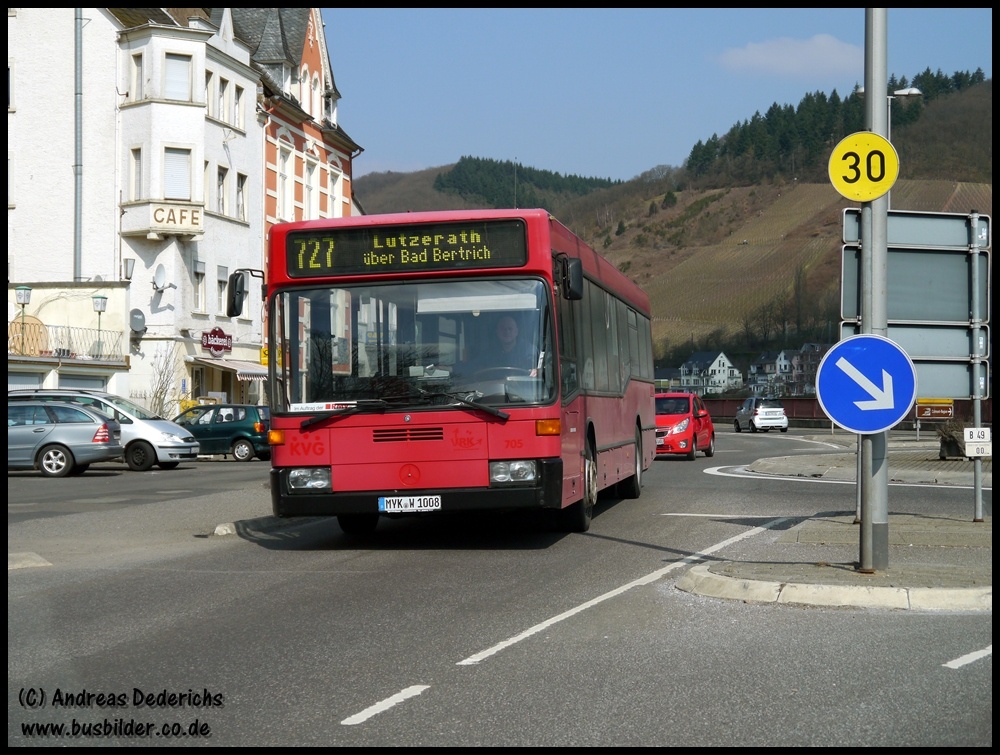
455,517,791,667
8,552,52,570
340,685,430,725
942,645,992,669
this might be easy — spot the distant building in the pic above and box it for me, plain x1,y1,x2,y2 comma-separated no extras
678,351,743,394
749,344,830,396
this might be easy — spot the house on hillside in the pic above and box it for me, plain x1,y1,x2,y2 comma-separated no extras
654,367,682,391
789,342,831,396
679,351,743,395
749,344,831,396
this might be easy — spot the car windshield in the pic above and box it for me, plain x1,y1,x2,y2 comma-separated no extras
103,393,164,420
760,399,784,409
656,397,689,415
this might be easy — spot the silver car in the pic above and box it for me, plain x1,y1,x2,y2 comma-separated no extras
8,400,124,477
734,397,789,433
7,390,199,471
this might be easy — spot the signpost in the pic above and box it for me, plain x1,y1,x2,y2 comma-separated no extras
816,335,917,435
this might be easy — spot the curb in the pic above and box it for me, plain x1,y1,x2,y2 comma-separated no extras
676,563,992,611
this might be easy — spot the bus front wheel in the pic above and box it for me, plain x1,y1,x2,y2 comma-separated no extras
560,440,596,533
616,427,643,499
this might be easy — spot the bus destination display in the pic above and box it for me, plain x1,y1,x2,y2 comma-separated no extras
287,220,527,277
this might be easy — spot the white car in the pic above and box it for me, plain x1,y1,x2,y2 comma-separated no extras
735,397,789,433
7,389,199,471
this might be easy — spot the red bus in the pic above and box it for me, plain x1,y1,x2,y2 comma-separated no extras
228,209,656,536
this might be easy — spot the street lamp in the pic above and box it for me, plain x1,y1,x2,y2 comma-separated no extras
855,85,922,208
15,285,32,355
92,294,108,358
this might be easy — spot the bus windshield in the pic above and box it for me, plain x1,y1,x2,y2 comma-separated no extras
273,277,556,410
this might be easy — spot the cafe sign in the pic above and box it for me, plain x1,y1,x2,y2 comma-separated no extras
201,327,232,358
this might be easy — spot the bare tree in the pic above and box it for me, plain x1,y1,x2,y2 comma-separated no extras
133,344,179,416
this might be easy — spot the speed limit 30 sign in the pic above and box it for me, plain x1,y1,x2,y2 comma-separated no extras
828,132,899,202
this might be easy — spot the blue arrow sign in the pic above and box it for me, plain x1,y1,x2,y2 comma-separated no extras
816,335,918,434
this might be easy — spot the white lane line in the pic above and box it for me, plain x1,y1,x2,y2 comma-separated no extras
704,465,852,484
455,517,791,666
942,645,992,669
340,685,431,725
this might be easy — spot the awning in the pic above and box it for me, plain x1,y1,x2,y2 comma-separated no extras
193,357,268,382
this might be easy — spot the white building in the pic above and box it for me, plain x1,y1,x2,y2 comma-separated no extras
8,8,358,414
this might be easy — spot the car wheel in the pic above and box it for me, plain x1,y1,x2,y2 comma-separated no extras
337,513,379,536
686,439,697,461
616,427,643,499
38,445,74,477
780,427,788,433
232,438,255,462
705,435,716,458
158,462,180,470
734,419,742,433
560,439,596,532
750,420,759,433
125,441,156,471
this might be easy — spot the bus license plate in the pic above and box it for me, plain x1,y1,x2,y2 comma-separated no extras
378,495,442,513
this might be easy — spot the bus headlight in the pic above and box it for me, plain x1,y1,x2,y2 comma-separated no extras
490,460,538,485
288,468,332,491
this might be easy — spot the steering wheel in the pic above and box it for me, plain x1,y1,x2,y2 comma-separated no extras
471,367,531,380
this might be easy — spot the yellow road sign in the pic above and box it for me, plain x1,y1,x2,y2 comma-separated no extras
828,131,898,202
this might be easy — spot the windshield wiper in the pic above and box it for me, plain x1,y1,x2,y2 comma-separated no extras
300,399,389,429
416,389,509,420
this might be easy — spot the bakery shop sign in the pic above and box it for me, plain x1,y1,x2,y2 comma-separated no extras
201,327,233,357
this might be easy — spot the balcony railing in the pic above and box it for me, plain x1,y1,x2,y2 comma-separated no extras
7,320,126,361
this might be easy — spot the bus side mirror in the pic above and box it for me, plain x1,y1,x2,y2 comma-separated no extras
562,258,583,300
227,271,247,317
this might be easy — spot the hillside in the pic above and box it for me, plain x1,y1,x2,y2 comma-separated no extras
353,81,992,363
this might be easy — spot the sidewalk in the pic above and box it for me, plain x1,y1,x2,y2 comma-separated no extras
675,432,992,611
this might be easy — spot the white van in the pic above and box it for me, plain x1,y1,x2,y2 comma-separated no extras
7,389,199,471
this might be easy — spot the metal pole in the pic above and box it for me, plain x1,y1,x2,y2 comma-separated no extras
859,8,890,572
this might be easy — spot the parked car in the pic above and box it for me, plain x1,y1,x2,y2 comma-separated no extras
172,404,271,462
654,392,716,460
8,400,124,477
735,396,789,433
7,389,199,471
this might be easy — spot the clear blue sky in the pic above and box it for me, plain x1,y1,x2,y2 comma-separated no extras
321,8,992,182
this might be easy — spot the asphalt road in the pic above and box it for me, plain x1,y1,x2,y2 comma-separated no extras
8,430,992,746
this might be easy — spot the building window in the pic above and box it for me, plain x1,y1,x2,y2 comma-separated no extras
304,158,318,220
164,53,192,101
193,260,206,312
233,85,243,128
217,166,228,214
164,148,191,200
217,77,228,121
217,266,228,314
130,148,142,201
278,145,293,221
131,53,144,101
204,71,213,114
236,173,247,221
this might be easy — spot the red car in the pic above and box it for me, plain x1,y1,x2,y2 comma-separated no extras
654,392,716,460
